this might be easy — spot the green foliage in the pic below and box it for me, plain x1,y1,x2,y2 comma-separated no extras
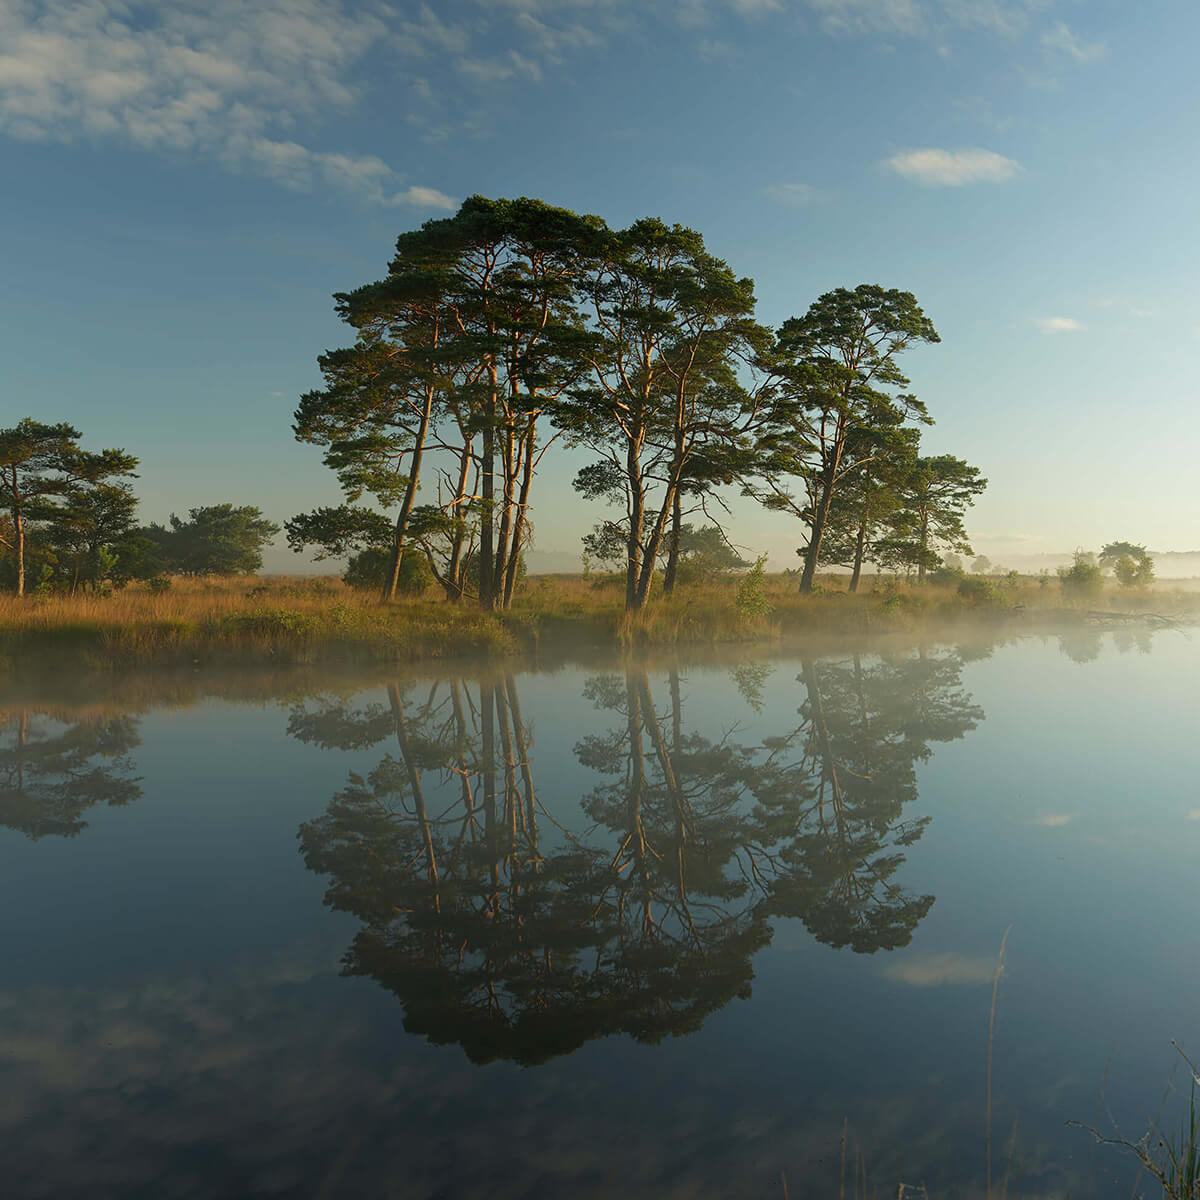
927,564,966,587
1058,552,1103,597
0,418,139,595
146,504,280,576
674,524,750,585
752,285,939,592
956,576,997,604
735,555,772,620
1100,541,1155,588
342,547,432,595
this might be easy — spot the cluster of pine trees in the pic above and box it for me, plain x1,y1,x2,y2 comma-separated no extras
287,195,987,612
1,195,990,605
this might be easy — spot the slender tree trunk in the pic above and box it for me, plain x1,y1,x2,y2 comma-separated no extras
15,500,24,599
849,519,867,594
918,512,930,584
380,385,435,603
502,420,536,609
444,443,474,602
662,491,683,595
625,441,645,613
633,476,681,610
493,423,515,609
800,470,837,594
480,360,497,609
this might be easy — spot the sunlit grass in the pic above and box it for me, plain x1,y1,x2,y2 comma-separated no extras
0,570,1193,670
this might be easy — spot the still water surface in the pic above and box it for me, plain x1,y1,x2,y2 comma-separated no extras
2,629,1198,1198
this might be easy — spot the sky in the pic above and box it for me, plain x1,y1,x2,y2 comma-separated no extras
1,0,1197,572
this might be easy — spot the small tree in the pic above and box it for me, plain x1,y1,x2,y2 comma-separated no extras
752,286,939,594
0,420,138,596
1099,541,1154,588
899,455,988,583
1058,551,1103,599
146,504,280,576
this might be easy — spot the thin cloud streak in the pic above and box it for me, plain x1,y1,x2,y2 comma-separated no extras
886,147,1020,185
1035,316,1085,334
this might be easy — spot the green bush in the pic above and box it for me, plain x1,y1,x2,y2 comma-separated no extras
957,576,997,604
928,565,966,587
343,548,433,594
735,556,772,620
1058,554,1103,598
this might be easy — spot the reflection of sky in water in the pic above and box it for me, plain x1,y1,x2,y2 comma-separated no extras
0,631,1198,1197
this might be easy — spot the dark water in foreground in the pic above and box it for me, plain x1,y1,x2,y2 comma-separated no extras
2,629,1198,1199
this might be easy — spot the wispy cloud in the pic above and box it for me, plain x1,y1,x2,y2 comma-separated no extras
1035,813,1073,827
804,0,923,35
456,50,544,84
765,182,818,204
1041,21,1106,64
881,952,998,987
1035,316,1085,334
0,0,453,207
886,147,1020,185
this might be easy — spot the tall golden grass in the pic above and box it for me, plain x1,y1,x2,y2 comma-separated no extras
0,570,1181,671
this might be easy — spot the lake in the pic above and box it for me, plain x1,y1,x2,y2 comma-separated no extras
2,627,1197,1198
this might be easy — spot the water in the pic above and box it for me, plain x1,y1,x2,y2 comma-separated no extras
2,628,1198,1198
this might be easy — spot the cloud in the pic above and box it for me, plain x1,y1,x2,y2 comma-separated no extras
387,185,458,210
1034,316,1085,334
881,952,998,986
1041,21,1106,63
734,0,786,14
885,147,1020,185
765,182,817,204
1035,813,1072,827
0,0,452,206
456,49,545,84
804,0,923,35
1188,809,1200,821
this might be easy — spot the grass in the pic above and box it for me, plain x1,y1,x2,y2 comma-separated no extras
0,570,1193,672
1073,1042,1200,1199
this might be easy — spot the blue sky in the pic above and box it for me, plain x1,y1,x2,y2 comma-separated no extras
1,0,1195,571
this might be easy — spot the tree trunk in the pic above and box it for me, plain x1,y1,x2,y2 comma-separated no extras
849,520,867,593
662,491,683,595
502,420,536,609
380,384,435,603
625,441,645,613
492,423,515,610
16,509,24,598
799,471,836,594
917,512,930,584
480,360,497,609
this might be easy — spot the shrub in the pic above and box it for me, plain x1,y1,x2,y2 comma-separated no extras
957,576,997,604
343,548,433,595
736,556,772,620
1058,553,1103,598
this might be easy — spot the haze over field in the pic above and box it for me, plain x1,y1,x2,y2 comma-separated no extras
2,1,1196,571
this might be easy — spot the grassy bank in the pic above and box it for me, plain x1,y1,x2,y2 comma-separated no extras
0,572,1192,671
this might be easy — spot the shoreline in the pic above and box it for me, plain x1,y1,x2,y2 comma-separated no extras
0,574,1191,675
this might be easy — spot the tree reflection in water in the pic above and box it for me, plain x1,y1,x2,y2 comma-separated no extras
294,649,984,1064
0,707,142,839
